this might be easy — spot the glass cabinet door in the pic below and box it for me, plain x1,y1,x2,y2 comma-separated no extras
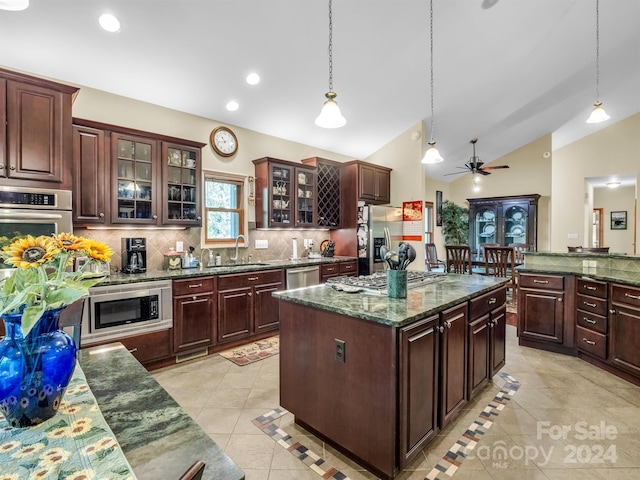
164,144,201,225
114,136,155,223
295,167,316,227
474,207,498,258
503,205,528,246
269,163,293,226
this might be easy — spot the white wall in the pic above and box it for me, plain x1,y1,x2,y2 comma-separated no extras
594,186,636,254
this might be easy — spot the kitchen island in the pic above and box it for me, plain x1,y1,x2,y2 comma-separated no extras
78,343,244,480
274,273,508,480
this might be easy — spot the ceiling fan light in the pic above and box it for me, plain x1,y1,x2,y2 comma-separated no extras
0,0,28,10
586,101,610,124
421,141,444,164
315,92,346,129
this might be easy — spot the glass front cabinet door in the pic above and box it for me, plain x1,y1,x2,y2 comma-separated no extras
162,142,202,226
473,205,499,259
294,167,317,228
269,162,294,227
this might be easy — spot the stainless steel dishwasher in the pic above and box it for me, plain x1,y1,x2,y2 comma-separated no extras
286,265,321,289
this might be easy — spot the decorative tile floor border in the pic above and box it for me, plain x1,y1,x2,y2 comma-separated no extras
253,372,520,480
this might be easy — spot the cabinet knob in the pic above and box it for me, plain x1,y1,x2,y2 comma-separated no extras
192,296,197,300
152,214,158,219
444,320,452,329
248,292,252,297
0,164,4,169
609,309,616,314
197,216,202,221
437,326,444,333
99,213,105,218
557,298,563,302
9,165,16,170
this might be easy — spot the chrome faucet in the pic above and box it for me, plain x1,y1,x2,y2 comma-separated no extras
199,248,214,269
230,235,247,263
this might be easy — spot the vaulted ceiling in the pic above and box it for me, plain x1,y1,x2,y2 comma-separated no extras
0,0,638,181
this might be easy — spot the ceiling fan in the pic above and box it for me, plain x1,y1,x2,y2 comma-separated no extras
445,138,509,176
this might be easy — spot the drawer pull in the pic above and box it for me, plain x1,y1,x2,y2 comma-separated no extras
188,283,203,288
582,338,596,346
248,277,259,281
584,317,597,324
584,285,597,291
609,309,616,314
444,320,452,329
583,301,597,308
533,279,549,284
488,297,497,304
248,292,252,297
624,292,640,300
128,348,138,353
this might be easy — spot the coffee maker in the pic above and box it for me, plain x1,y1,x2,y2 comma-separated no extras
122,237,146,274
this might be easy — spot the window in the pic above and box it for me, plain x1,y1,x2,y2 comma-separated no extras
204,172,245,244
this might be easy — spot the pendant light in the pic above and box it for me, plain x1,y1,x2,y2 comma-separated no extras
586,0,610,124
0,0,29,10
315,0,346,128
422,0,444,164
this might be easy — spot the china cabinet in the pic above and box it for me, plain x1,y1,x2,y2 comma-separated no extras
468,194,540,258
253,157,317,228
1,68,78,188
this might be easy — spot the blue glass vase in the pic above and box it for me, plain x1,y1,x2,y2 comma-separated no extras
0,307,77,428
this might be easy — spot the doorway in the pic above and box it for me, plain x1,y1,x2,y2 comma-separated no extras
592,208,603,248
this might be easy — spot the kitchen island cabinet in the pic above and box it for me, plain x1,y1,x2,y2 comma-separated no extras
275,274,507,479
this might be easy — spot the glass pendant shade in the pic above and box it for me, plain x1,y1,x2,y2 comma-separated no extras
421,141,444,164
315,92,346,129
0,0,28,10
586,101,610,124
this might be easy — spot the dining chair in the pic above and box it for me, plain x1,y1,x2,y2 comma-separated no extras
445,245,473,274
479,242,500,261
425,243,445,271
484,246,516,294
59,298,85,348
179,461,206,480
508,243,532,264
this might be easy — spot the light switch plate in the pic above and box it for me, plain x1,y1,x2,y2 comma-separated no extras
255,239,268,249
176,241,184,252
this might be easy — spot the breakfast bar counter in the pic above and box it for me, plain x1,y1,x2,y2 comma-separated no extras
78,343,244,480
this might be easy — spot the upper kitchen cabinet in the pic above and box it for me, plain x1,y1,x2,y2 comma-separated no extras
72,118,205,227
468,194,540,257
341,160,392,206
253,157,317,228
0,68,78,188
301,157,341,228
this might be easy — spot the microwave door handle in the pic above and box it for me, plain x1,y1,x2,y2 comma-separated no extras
0,212,65,220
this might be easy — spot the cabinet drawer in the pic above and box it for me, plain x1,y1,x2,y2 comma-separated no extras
576,278,607,299
576,310,607,335
611,284,640,308
576,294,607,316
339,261,357,275
576,325,607,360
119,329,172,364
321,263,340,277
519,274,564,290
173,277,214,296
217,269,283,290
469,287,506,320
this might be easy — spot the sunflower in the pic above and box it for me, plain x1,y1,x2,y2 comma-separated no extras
52,233,87,252
1,235,59,269
82,239,113,263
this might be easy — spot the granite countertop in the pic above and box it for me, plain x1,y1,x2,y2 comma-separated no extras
98,256,356,286
517,264,640,287
78,344,244,480
273,274,508,327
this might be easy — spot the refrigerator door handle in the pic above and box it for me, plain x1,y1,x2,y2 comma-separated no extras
384,227,391,249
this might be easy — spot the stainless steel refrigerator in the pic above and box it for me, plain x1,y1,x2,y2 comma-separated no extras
357,204,403,275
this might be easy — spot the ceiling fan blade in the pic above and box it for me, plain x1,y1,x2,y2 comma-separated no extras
443,171,468,176
477,169,491,176
481,165,510,170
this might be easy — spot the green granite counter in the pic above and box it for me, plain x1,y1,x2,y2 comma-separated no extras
97,256,356,286
273,273,508,327
519,251,640,287
78,343,244,480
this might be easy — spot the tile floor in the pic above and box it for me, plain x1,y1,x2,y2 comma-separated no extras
152,327,640,480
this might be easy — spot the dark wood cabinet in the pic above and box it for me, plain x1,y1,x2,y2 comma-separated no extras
217,269,284,344
72,124,108,225
439,303,468,428
173,277,215,354
359,162,391,204
518,273,575,355
319,260,358,282
468,287,507,399
609,284,640,377
399,315,439,468
1,68,78,188
468,194,540,257
301,157,342,228
72,119,204,227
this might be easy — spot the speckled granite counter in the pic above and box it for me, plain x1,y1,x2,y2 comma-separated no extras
273,273,509,327
78,343,244,480
97,256,356,286
519,251,640,287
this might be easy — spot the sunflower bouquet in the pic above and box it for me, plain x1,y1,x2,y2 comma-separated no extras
0,233,113,337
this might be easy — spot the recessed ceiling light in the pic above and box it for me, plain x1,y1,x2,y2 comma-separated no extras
246,73,260,85
0,0,29,11
99,13,121,33
606,182,621,188
226,100,239,112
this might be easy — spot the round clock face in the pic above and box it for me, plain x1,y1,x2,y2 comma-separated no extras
211,127,238,157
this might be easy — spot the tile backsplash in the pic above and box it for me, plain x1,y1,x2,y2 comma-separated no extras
75,227,333,273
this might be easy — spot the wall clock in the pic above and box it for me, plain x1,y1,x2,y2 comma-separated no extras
210,126,238,157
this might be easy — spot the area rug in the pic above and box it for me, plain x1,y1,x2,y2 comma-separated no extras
218,335,279,366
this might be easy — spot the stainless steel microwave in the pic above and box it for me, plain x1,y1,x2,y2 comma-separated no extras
81,280,173,346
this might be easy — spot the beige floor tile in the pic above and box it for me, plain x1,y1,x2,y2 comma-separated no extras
225,433,276,470
195,406,242,434
240,469,270,480
595,467,640,479
540,469,606,480
203,386,251,408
